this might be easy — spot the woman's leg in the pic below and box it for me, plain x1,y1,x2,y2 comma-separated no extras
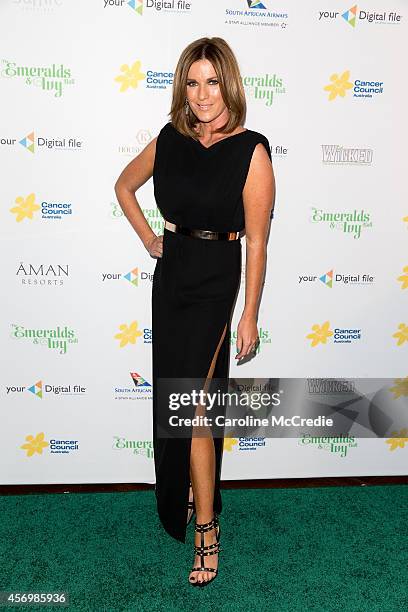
188,322,227,584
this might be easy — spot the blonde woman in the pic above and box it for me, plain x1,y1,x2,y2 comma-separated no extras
115,36,275,586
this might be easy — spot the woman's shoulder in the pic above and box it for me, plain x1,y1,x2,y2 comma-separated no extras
244,128,271,159
156,121,174,138
245,127,269,142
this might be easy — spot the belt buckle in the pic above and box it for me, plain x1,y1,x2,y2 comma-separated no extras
165,220,238,241
196,229,216,240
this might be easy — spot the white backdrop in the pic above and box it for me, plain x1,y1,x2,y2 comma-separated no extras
1,0,407,484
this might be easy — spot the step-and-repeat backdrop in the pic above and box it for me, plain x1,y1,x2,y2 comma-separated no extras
1,1,407,484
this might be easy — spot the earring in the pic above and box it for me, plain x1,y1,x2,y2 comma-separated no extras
184,98,189,115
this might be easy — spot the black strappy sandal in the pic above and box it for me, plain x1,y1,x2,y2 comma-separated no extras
186,481,195,525
189,514,221,586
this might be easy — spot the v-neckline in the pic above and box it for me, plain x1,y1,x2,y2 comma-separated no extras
192,128,249,150
169,122,249,150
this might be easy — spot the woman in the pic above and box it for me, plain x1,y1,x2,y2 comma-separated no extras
115,36,275,586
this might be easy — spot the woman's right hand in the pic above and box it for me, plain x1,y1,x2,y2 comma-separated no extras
145,234,163,258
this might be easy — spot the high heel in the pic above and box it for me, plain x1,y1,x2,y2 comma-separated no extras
188,514,221,586
186,481,195,525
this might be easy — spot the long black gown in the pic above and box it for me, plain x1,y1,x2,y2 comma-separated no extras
151,121,272,543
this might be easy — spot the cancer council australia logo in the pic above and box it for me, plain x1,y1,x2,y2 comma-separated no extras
306,322,362,346
10,193,39,221
114,60,173,92
306,321,408,347
114,60,145,92
324,70,384,100
324,70,353,100
114,321,143,347
397,266,408,290
20,433,49,456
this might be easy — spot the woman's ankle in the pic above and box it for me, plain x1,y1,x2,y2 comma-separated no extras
195,512,215,524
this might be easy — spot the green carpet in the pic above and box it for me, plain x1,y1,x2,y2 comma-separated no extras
0,486,406,611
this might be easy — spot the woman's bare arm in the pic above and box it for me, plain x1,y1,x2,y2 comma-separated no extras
236,142,275,359
242,142,275,319
114,136,162,257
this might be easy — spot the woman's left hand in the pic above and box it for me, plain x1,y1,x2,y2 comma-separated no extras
235,314,259,360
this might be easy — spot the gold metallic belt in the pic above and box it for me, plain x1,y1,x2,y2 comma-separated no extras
164,220,240,241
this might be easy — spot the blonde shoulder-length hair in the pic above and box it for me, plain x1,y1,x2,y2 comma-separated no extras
169,37,246,139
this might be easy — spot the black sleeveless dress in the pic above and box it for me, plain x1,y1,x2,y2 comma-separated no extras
151,121,272,543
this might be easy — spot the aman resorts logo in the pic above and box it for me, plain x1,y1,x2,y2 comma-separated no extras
11,0,63,12
323,70,384,100
1,59,74,97
114,59,173,92
16,262,70,288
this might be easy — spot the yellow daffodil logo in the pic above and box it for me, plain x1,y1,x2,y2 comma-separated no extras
114,321,143,347
403,215,408,226
393,324,408,346
324,70,353,101
10,193,40,222
397,265,408,289
389,376,408,399
223,437,238,452
306,321,333,347
385,428,408,451
21,432,49,456
114,61,146,92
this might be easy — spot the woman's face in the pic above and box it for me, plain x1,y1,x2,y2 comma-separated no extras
186,59,228,124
